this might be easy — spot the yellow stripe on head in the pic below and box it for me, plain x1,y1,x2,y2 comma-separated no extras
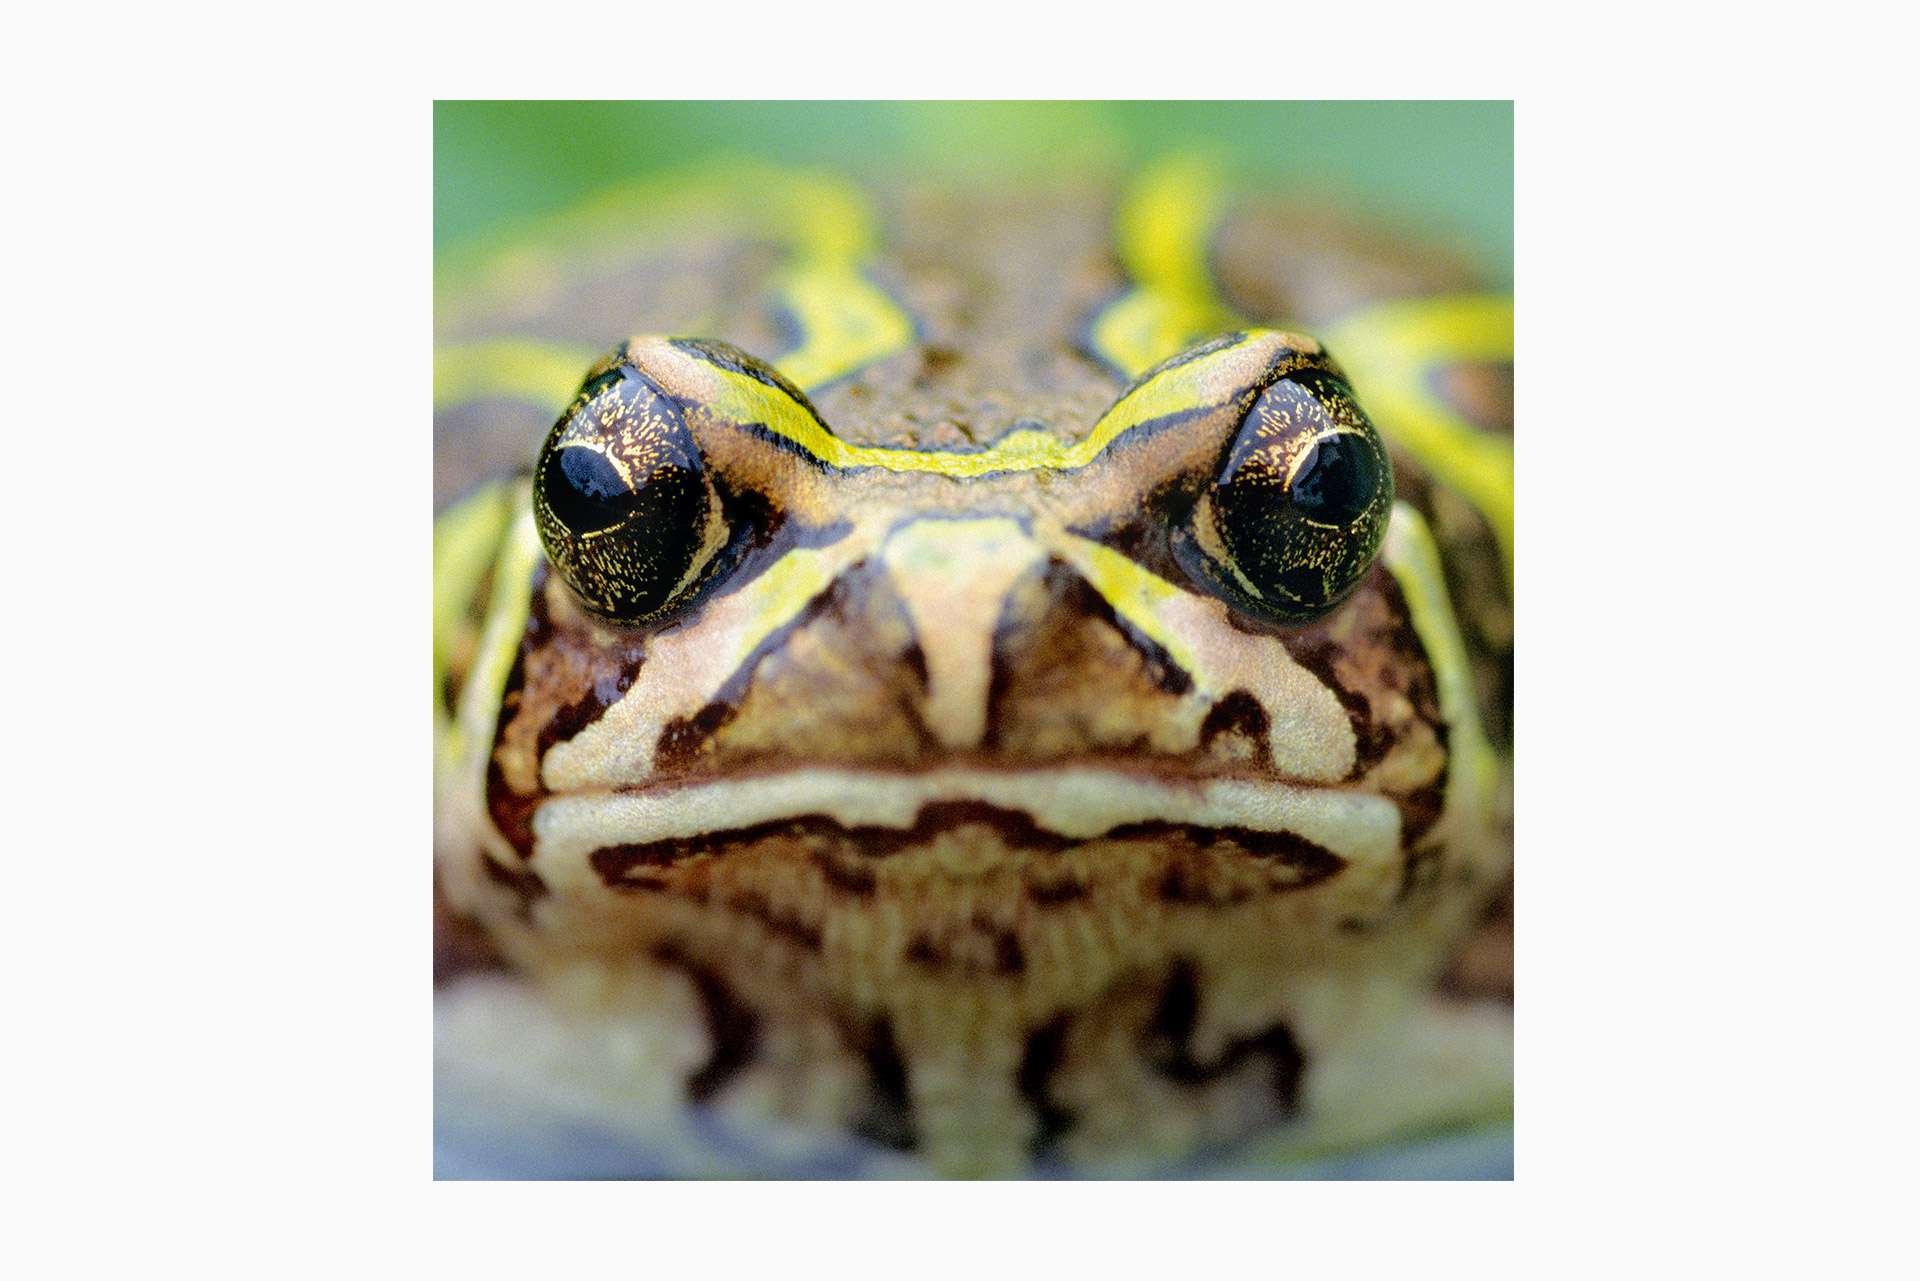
1324,296,1515,582
1379,502,1498,847
436,162,919,403
1087,155,1239,379
675,331,1299,479
444,494,541,774
1083,159,1514,582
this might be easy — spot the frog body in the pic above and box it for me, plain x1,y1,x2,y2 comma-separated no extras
434,160,1514,1176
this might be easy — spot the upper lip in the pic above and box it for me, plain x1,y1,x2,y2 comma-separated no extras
529,763,1402,875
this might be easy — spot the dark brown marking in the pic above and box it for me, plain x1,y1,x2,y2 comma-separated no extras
1397,777,1449,856
1026,877,1090,908
993,928,1028,976
539,667,633,756
723,890,824,952
1198,689,1272,754
914,344,962,385
478,850,548,917
1143,959,1306,1113
899,637,929,691
967,913,1026,977
1155,860,1255,907
652,944,760,1104
587,803,1349,884
1378,575,1447,730
1288,635,1394,779
590,838,696,882
844,1015,917,1151
811,851,877,897
481,583,543,858
1108,822,1347,879
484,757,540,860
1016,1015,1076,1158
654,700,738,769
902,920,1027,977
486,562,645,857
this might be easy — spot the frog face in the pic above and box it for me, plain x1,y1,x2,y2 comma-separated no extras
434,163,1509,1174
454,325,1482,905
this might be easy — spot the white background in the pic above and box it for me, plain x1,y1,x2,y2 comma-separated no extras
5,2,1912,1276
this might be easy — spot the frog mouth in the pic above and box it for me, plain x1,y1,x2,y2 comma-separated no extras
525,764,1404,891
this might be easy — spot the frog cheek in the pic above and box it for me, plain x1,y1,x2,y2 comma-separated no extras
532,360,731,626
1176,369,1395,624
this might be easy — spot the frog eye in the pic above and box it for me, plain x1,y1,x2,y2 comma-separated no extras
1174,367,1394,624
532,359,730,625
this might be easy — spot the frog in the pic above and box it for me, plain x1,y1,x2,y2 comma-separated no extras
433,156,1514,1178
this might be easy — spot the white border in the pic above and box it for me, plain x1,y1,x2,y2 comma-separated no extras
8,2,1912,1274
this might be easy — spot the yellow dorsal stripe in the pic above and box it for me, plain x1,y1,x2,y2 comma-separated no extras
445,496,541,771
1379,503,1498,848
434,163,917,415
752,172,918,391
1323,295,1515,580
1086,155,1239,379
696,333,1268,478
1087,159,1513,581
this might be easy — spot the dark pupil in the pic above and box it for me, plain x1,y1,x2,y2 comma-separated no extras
1290,434,1379,526
545,447,632,533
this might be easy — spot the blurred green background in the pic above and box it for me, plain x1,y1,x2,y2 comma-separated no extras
434,102,1511,285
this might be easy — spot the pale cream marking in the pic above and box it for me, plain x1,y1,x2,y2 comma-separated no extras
529,765,1401,897
438,500,548,904
1379,503,1503,878
1044,530,1356,782
451,503,541,775
879,519,1048,751
539,525,881,792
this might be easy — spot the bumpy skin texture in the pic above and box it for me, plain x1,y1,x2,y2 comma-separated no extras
433,164,1513,1176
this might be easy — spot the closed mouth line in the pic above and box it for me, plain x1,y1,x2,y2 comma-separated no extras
526,765,1404,878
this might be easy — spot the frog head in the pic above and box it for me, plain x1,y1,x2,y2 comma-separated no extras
432,164,1508,1173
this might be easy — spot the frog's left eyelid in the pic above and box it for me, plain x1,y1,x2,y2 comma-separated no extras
665,330,1310,479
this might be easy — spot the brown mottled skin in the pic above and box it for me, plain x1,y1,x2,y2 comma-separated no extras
435,175,1513,1175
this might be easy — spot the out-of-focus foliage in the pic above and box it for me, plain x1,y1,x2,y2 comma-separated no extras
434,101,1512,286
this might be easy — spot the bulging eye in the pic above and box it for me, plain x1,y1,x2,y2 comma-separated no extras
533,360,730,624
1176,367,1394,623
